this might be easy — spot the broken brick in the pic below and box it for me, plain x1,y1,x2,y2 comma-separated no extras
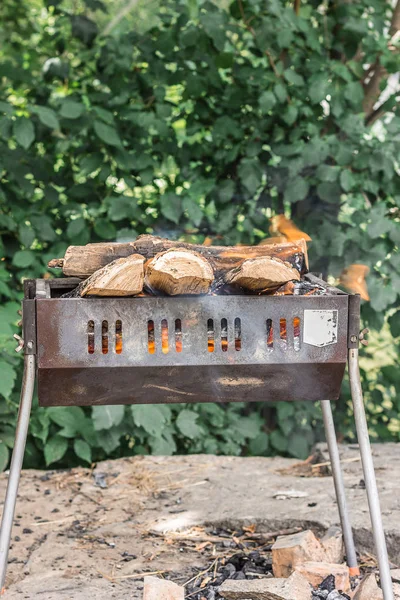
272,530,325,578
321,526,344,564
218,570,311,599
294,562,350,593
352,573,383,600
143,576,184,600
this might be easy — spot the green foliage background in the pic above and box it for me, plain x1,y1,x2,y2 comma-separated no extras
0,0,399,470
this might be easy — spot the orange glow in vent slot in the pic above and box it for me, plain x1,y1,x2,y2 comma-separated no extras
175,319,182,353
161,319,169,354
207,319,214,352
115,320,122,354
148,320,155,354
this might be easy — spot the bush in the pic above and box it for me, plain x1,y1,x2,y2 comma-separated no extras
0,0,399,469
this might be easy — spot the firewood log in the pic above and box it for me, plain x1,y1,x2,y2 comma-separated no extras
80,254,145,296
145,249,214,295
225,256,300,292
48,235,308,280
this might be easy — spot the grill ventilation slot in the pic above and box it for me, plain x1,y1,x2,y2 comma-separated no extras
161,319,169,354
234,317,241,351
175,319,182,352
294,316,301,351
266,319,273,351
148,320,155,354
221,318,228,352
115,320,123,354
207,319,214,352
102,320,108,354
280,318,287,349
88,321,95,354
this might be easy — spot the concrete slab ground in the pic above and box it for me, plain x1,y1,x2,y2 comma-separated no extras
0,443,399,599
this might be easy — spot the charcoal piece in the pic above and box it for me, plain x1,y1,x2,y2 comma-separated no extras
248,550,261,562
327,592,348,600
320,574,336,592
232,571,246,580
312,591,329,599
222,563,236,578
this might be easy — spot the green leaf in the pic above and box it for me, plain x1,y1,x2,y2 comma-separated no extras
284,69,304,86
74,439,92,464
249,432,269,455
274,83,287,103
316,165,339,182
33,106,60,129
277,402,295,420
67,217,86,239
183,197,203,227
316,182,341,203
287,432,309,459
149,434,177,455
284,178,309,203
238,159,262,194
176,409,202,439
270,430,287,453
93,106,115,124
93,120,121,147
232,416,261,439
388,312,400,338
218,180,235,203
0,443,9,472
12,249,35,268
92,405,125,430
97,428,121,453
94,219,116,239
80,153,103,175
19,223,35,247
131,405,167,436
160,193,182,224
60,100,84,119
0,361,16,399
47,406,85,431
309,75,329,104
44,435,68,466
108,196,137,221
340,170,356,192
344,82,364,106
282,105,298,126
259,91,276,113
13,118,35,149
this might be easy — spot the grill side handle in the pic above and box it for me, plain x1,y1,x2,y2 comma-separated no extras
348,294,361,349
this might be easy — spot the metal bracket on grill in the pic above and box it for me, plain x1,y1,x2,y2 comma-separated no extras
35,280,51,299
22,300,36,355
348,294,361,349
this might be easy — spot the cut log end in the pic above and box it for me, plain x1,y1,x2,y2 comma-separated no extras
226,256,301,292
145,248,214,296
80,254,145,297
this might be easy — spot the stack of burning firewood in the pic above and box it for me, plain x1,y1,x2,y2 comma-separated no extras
48,233,326,298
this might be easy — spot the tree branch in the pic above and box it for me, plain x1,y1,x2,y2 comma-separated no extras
363,0,400,118
101,0,141,37
390,0,400,36
294,0,300,16
363,62,387,115
237,0,281,79
365,90,399,126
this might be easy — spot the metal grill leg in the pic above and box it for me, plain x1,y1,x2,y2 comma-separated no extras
0,355,35,592
348,348,394,600
321,400,359,575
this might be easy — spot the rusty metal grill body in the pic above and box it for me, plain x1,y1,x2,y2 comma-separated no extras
28,276,349,406
0,276,393,599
